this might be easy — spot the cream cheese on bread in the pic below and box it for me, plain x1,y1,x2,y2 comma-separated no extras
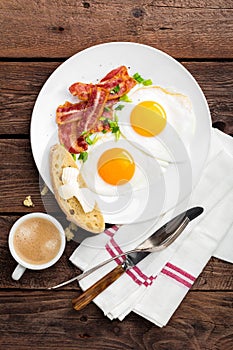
59,167,95,213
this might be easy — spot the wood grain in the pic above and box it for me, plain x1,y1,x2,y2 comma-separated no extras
0,139,54,213
1,215,233,291
0,61,232,136
0,290,232,350
0,0,233,59
0,62,59,135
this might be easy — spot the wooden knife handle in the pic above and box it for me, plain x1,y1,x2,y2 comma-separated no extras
72,264,125,311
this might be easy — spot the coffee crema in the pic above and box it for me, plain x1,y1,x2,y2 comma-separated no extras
13,217,62,265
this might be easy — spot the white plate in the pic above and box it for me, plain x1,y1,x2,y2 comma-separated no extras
30,42,211,224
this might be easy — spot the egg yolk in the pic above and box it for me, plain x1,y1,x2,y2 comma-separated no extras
130,101,167,137
97,148,135,186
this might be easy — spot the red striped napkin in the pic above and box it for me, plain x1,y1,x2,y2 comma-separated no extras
70,129,233,326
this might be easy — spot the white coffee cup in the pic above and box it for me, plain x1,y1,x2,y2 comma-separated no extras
8,212,66,280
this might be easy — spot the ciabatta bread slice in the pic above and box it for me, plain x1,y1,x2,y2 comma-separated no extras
50,144,105,233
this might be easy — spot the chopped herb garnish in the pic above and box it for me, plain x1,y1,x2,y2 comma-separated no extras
119,94,132,102
81,130,88,136
133,72,144,83
99,116,106,121
78,151,88,162
104,106,111,112
110,84,120,94
142,79,153,86
115,104,125,111
115,129,121,141
85,135,93,145
133,72,153,86
71,153,76,161
99,115,121,141
92,134,99,145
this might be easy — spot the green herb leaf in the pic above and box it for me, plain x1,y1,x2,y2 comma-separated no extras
111,125,119,133
104,106,111,112
142,79,153,86
108,120,115,128
99,116,106,121
115,104,125,111
133,72,144,83
85,135,93,145
133,72,153,86
102,129,108,134
78,151,88,162
92,135,99,145
119,94,132,102
81,130,88,136
71,153,76,161
115,129,121,141
114,114,119,122
110,84,120,94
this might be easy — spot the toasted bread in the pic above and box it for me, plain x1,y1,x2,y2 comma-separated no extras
50,144,105,233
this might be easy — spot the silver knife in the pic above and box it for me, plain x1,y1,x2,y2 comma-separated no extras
51,206,203,310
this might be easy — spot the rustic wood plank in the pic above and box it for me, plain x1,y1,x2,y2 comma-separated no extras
0,61,232,135
0,139,55,212
0,290,232,349
1,215,233,291
0,62,60,135
0,1,233,59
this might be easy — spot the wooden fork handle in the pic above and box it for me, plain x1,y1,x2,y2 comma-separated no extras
72,264,125,311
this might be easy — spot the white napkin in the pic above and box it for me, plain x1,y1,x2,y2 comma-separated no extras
70,129,233,327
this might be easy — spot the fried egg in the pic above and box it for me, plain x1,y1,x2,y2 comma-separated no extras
80,133,162,197
117,86,196,162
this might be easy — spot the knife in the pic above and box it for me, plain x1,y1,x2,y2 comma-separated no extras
71,206,203,311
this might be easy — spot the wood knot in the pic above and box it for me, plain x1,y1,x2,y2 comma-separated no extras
80,315,88,322
113,326,120,335
83,2,90,8
51,26,64,32
79,333,91,338
132,8,144,18
159,27,173,31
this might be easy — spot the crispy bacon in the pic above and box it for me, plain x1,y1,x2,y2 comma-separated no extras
101,99,117,119
69,83,93,100
58,86,109,153
56,101,87,125
57,66,137,154
69,66,136,101
100,66,124,82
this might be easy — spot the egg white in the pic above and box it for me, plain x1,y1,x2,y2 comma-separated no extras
117,86,196,163
80,133,163,197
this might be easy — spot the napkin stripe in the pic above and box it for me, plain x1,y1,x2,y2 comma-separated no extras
104,226,195,288
105,243,125,265
105,237,155,287
104,225,120,237
161,268,193,288
165,262,195,281
160,262,196,288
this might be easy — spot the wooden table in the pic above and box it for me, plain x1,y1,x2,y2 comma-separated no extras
1,1,233,349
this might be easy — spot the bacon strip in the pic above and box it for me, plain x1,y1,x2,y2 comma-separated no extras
69,83,93,100
100,66,124,82
58,86,109,153
69,66,136,101
57,66,136,154
56,101,87,125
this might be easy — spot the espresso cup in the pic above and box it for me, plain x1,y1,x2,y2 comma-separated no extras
8,212,66,280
